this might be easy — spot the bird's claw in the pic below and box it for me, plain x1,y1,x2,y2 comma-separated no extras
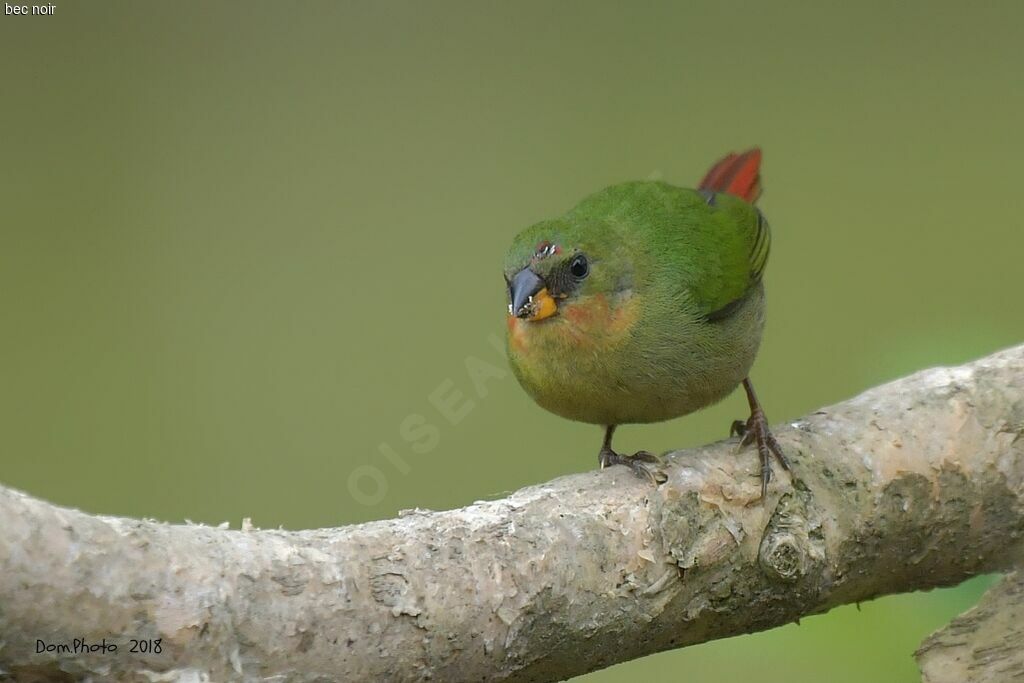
599,448,666,485
732,409,791,500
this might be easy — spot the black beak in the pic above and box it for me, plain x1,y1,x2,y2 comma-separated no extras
508,268,545,319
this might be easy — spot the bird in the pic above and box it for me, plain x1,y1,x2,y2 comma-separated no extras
503,148,790,499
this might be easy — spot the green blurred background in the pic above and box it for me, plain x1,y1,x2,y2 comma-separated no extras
3,1,1022,680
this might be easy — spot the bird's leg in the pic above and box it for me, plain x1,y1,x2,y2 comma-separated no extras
597,425,665,485
731,378,792,499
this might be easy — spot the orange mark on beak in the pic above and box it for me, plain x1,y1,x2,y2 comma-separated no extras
509,287,559,322
527,288,558,321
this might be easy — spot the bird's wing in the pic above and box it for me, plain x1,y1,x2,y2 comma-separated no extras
688,192,771,323
690,148,770,321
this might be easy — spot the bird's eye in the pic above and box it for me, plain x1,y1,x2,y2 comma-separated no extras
569,254,589,279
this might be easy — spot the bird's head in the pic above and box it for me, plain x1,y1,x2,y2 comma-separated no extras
503,219,628,323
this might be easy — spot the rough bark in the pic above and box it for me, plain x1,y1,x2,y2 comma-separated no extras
916,571,1024,683
1,344,1023,683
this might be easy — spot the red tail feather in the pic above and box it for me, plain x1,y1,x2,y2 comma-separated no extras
698,148,762,203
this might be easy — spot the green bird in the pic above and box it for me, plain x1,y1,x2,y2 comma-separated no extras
504,149,790,498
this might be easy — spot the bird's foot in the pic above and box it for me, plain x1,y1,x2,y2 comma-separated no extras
731,409,792,500
598,448,666,485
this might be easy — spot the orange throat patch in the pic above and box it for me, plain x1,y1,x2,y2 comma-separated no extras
507,292,640,355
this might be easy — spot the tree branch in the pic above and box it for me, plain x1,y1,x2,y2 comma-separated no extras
916,570,1024,682
2,345,1024,683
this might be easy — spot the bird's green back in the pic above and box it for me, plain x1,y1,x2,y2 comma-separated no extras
562,181,769,319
